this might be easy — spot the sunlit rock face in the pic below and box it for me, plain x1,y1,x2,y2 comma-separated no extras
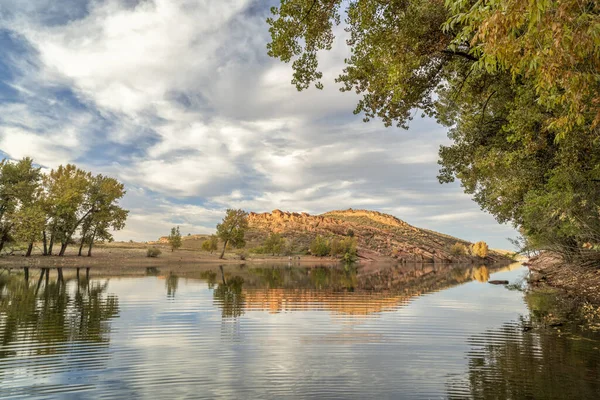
247,208,507,263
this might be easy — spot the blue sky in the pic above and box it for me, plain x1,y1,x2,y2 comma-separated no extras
0,0,517,248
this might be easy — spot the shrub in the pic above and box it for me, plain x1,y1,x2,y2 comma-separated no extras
263,233,285,255
471,241,489,258
450,242,469,256
147,247,162,257
202,235,219,253
330,238,343,256
310,235,330,257
346,229,355,237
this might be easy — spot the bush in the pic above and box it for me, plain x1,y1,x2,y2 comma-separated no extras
450,242,469,256
310,235,330,257
147,247,162,257
471,241,489,258
263,233,285,255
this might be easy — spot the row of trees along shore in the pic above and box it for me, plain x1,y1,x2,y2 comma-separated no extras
267,1,600,265
0,157,128,257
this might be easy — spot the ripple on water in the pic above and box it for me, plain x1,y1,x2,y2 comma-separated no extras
1,263,599,399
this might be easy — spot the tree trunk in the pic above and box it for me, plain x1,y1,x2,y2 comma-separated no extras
59,242,68,256
78,235,85,256
87,227,97,257
43,231,48,255
48,234,54,255
219,239,229,259
25,242,33,257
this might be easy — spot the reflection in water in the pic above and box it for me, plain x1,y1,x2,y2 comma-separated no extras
208,263,515,318
0,273,119,396
448,321,600,399
165,272,179,298
1,263,599,399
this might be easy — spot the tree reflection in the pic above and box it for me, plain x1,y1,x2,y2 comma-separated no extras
165,273,179,299
0,273,119,358
213,266,245,318
448,290,600,399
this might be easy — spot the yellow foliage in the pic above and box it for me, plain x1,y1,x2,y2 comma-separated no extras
471,241,489,258
472,266,490,283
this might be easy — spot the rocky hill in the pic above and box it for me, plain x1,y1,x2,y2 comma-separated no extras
247,209,508,263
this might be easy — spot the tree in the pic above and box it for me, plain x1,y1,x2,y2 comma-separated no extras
310,235,330,257
216,209,248,259
168,226,182,252
471,241,489,259
78,175,128,257
201,234,219,253
0,158,42,253
267,0,600,263
263,232,285,255
43,165,91,256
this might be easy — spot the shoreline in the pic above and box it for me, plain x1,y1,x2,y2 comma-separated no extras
526,252,600,306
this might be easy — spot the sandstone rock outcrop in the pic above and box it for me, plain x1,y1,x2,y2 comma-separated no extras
247,208,506,263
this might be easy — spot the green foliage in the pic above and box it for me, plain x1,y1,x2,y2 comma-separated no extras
201,235,219,253
267,0,600,263
450,242,469,257
471,241,489,259
0,158,128,256
263,232,285,255
310,235,330,257
146,247,162,258
168,226,182,252
216,209,248,259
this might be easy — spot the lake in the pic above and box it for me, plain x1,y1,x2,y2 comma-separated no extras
1,263,599,399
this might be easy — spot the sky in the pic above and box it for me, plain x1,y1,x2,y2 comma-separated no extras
0,0,517,248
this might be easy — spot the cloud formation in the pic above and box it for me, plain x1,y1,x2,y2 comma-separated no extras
0,0,516,248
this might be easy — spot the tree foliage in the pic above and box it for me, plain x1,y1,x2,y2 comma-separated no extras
202,235,219,253
168,226,182,252
263,232,285,255
0,157,128,257
216,209,248,259
471,241,489,259
310,235,330,257
267,0,600,263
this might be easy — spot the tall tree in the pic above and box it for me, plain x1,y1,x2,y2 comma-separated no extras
43,165,91,256
77,175,128,257
267,0,600,262
167,226,182,252
216,209,248,259
0,158,42,253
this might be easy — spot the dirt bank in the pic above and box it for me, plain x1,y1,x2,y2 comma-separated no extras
526,252,600,305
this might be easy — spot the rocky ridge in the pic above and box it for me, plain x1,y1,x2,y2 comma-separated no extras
248,208,507,263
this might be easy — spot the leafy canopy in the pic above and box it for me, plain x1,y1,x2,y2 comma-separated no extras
267,0,600,261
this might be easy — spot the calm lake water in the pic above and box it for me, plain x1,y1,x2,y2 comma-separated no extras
1,263,599,399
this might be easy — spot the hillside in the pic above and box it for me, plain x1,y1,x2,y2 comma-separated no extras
247,209,508,263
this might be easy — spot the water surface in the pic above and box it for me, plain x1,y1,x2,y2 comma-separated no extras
1,263,599,399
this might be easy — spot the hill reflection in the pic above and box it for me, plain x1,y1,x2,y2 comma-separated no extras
197,262,519,318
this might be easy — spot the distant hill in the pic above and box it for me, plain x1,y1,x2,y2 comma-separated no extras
246,209,509,263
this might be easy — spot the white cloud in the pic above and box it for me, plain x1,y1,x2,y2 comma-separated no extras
0,0,518,248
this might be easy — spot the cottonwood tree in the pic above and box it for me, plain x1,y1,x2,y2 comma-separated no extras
77,175,128,256
267,0,600,262
168,226,182,252
43,165,91,256
216,209,248,259
0,158,42,253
